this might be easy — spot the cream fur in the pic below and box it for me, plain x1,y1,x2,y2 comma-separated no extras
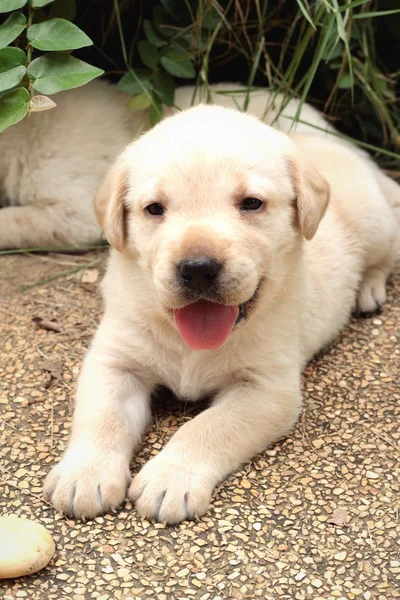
0,81,142,248
43,94,399,524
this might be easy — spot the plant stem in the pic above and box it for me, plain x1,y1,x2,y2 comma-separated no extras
26,4,35,97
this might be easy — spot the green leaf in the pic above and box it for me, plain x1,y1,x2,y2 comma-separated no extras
0,87,29,133
153,6,175,38
0,13,27,49
27,54,103,94
138,40,159,70
160,46,195,79
128,93,151,110
0,65,25,93
0,46,26,68
27,18,92,51
31,0,56,6
0,0,27,12
49,0,76,20
160,0,186,20
117,68,152,95
149,94,163,127
338,73,352,89
143,20,167,48
153,68,175,106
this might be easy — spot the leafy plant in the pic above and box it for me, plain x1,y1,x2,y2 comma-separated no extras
0,0,399,168
107,0,399,164
114,1,200,125
0,0,103,133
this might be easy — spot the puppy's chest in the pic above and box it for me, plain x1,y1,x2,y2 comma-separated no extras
153,347,227,401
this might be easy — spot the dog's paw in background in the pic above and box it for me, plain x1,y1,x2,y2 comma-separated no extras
43,445,131,519
356,266,388,314
129,448,218,524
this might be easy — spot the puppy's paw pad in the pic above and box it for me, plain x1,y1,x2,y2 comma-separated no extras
44,447,130,519
129,451,216,524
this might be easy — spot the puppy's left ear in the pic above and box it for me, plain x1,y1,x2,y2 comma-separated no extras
95,155,129,252
289,154,330,240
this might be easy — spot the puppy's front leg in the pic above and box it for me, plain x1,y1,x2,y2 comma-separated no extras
44,347,152,518
130,376,301,524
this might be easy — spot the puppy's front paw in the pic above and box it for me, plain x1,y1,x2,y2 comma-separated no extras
44,446,131,519
129,450,217,524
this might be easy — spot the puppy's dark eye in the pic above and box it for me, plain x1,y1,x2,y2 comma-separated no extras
145,203,164,216
240,198,263,211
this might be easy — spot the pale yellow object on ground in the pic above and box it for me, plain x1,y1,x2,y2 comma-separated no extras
0,516,55,579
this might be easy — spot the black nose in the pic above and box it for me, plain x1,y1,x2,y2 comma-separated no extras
179,257,221,292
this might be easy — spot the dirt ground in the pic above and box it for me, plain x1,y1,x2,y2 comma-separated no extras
0,250,399,600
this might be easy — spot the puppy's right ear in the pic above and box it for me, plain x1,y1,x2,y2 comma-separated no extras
95,156,129,252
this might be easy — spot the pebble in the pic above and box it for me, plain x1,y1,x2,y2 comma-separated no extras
0,516,55,579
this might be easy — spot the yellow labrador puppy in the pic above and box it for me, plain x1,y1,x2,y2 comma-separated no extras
44,104,399,524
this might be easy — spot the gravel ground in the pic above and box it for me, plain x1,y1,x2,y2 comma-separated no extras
0,251,399,600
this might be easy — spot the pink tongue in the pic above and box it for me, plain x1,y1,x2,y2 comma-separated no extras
174,301,239,350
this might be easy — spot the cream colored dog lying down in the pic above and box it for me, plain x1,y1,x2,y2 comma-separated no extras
0,80,333,249
44,104,399,524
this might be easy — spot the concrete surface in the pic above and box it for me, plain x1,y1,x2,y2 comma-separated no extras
0,250,399,600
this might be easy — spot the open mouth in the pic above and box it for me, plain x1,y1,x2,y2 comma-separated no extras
173,282,262,350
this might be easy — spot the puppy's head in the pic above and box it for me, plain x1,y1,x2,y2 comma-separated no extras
96,105,329,350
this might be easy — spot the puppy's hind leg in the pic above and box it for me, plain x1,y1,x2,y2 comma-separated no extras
357,265,393,314
0,203,101,249
356,174,400,314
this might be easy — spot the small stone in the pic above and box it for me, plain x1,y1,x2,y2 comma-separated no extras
102,565,114,574
311,579,323,588
295,572,307,581
177,568,189,577
328,508,349,527
0,516,55,579
334,551,347,561
365,471,379,479
253,523,262,531
81,268,99,283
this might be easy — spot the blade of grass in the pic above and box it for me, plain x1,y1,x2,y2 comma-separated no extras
290,11,335,130
353,9,400,19
112,0,161,120
332,0,354,99
244,36,264,111
280,114,400,160
337,0,370,11
295,0,317,30
20,264,96,291
0,243,108,256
